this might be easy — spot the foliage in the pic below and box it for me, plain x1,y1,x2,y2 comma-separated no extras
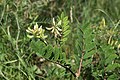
0,0,120,80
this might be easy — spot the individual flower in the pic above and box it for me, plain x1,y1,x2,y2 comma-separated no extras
46,18,62,38
118,44,120,49
26,23,47,40
99,18,106,30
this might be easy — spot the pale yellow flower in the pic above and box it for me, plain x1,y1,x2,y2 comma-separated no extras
46,18,62,38
118,44,120,49
26,23,47,40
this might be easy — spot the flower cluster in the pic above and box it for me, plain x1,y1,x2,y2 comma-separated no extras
26,23,47,40
46,18,62,38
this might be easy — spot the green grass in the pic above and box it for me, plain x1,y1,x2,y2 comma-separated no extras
0,0,120,80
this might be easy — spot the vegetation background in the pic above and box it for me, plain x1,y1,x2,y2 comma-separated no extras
0,0,120,80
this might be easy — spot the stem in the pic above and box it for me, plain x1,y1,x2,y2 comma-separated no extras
14,10,21,80
14,12,20,51
46,59,76,77
76,51,84,78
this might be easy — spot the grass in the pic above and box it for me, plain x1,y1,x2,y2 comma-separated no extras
0,0,120,80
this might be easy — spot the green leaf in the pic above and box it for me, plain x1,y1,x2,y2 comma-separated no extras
85,42,95,52
44,45,53,59
0,43,3,49
59,52,66,60
105,49,116,59
53,46,60,60
63,16,68,22
84,34,94,43
107,74,118,80
63,19,69,24
30,40,46,56
84,28,92,37
63,25,69,31
63,30,71,37
105,54,118,65
83,58,92,67
61,12,65,19
106,63,120,71
83,50,96,59
101,44,112,52
75,40,83,53
61,38,67,42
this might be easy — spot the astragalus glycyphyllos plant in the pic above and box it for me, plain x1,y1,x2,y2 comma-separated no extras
26,12,77,79
26,15,120,80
